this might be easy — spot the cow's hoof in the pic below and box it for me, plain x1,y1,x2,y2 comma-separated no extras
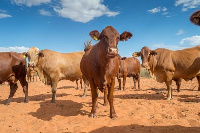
89,113,97,118
166,97,172,100
4,102,9,105
81,95,86,98
103,103,107,106
110,114,117,119
51,100,56,103
24,100,29,103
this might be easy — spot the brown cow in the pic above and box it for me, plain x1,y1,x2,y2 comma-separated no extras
80,26,132,118
26,47,87,103
190,10,200,26
117,56,140,90
133,46,200,100
0,52,28,105
27,67,37,82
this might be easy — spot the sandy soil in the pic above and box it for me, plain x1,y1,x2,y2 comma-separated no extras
0,77,200,133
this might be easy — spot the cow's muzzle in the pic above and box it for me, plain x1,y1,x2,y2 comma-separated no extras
28,62,36,68
107,47,118,57
142,62,149,68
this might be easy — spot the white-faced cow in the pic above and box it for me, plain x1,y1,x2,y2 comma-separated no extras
0,52,28,105
80,26,132,118
133,46,200,100
26,47,87,103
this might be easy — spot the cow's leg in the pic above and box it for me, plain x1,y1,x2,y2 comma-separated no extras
80,78,83,90
103,88,108,106
51,78,58,103
165,80,173,100
175,78,182,92
19,78,29,103
133,76,136,89
5,83,18,105
118,77,121,90
123,75,127,90
138,74,140,89
108,78,117,119
196,76,200,91
82,78,89,98
89,80,98,118
75,79,79,90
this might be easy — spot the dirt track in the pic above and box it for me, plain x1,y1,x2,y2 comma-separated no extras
0,77,200,133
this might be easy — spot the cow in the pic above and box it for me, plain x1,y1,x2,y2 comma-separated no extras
0,52,28,105
133,46,200,100
117,56,140,90
27,67,37,82
190,10,200,26
26,47,87,103
80,26,132,118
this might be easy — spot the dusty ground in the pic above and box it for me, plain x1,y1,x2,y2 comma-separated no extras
0,77,200,133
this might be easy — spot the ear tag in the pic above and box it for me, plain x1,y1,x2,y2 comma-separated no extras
93,36,98,40
24,55,26,58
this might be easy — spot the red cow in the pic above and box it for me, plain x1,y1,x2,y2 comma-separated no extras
0,52,28,105
117,56,140,90
80,26,132,118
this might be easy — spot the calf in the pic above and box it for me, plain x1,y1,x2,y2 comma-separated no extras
0,52,28,105
80,26,132,118
117,56,140,90
133,46,200,100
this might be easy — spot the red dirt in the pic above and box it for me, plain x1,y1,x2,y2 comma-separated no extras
0,77,200,133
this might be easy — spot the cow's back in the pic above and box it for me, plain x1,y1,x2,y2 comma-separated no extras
172,46,200,79
37,50,84,82
0,52,26,83
126,57,140,76
153,46,200,81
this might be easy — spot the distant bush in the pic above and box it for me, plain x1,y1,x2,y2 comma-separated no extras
140,67,151,78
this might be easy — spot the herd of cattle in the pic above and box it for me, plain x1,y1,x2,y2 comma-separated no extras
0,10,199,119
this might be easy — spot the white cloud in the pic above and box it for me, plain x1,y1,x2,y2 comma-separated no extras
180,36,200,46
147,7,161,13
0,46,29,53
39,9,52,16
11,0,51,7
0,13,12,19
151,43,187,50
176,29,185,35
54,0,119,23
162,7,168,12
175,0,200,11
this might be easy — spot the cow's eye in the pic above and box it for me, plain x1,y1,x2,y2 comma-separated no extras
117,36,120,41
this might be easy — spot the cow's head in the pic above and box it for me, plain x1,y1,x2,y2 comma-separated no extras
132,46,157,69
26,47,44,68
89,26,132,58
190,10,200,26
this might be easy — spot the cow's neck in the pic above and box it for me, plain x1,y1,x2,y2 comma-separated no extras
97,42,116,91
148,55,157,75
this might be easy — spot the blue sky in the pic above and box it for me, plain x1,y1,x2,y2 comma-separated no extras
0,0,200,57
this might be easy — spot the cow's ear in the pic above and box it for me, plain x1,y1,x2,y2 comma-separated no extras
132,52,141,57
150,50,157,55
120,31,133,41
38,52,44,57
21,52,27,58
89,30,101,41
121,57,126,60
